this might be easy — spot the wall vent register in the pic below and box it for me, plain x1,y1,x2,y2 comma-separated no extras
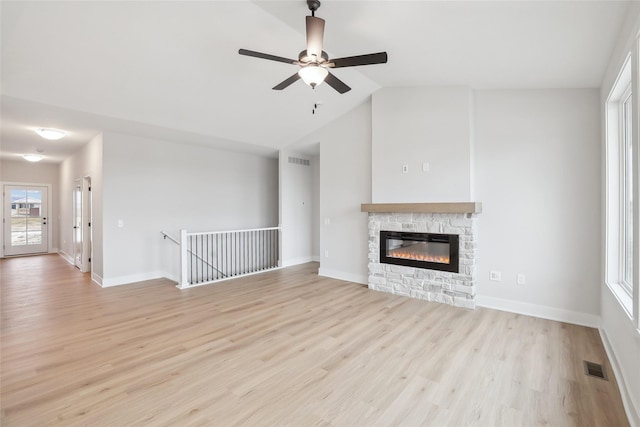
288,156,310,166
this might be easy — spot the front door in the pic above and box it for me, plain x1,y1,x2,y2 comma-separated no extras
4,185,48,256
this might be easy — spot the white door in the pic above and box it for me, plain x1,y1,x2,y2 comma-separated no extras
3,185,48,256
73,183,83,268
82,177,92,273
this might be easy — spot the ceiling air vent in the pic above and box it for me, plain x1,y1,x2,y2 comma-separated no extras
583,360,608,380
288,156,310,166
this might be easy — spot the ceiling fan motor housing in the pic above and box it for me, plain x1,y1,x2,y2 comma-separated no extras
298,50,329,65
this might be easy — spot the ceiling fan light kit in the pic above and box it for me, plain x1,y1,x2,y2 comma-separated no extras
299,65,328,88
239,0,387,94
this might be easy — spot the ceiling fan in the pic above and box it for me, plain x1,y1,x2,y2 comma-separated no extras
239,0,387,94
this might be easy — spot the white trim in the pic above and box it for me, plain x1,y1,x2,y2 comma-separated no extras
178,266,283,290
607,281,634,319
318,267,367,285
312,255,320,262
187,226,280,237
599,326,640,427
282,256,316,267
58,250,74,265
100,271,169,288
476,295,600,328
81,175,92,274
180,229,188,288
91,272,103,286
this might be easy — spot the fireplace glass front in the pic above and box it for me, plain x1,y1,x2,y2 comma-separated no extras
380,231,459,273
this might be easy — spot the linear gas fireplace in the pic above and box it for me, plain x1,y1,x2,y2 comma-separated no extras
380,231,459,273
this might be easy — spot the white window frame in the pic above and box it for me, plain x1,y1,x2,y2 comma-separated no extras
620,85,633,296
605,55,634,317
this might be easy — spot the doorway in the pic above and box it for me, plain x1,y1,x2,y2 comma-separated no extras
3,185,49,256
73,181,82,268
72,177,92,273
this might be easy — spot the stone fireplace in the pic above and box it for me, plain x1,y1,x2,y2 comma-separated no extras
362,202,481,309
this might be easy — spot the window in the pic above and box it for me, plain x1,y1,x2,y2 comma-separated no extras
605,55,634,315
620,85,633,295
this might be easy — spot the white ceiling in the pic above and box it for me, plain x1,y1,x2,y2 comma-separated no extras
0,0,631,163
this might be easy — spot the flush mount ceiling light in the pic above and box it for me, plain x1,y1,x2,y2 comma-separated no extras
35,128,66,140
23,154,44,162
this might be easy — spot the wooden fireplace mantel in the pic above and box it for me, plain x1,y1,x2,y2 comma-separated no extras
360,202,482,214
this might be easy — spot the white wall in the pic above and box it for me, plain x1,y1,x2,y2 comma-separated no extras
599,4,640,426
294,100,372,284
100,132,278,286
1,159,60,253
279,149,314,266
311,154,320,260
58,134,104,279
601,286,640,427
474,89,601,326
372,86,474,203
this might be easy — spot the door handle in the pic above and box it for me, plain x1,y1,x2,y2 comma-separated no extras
73,226,78,229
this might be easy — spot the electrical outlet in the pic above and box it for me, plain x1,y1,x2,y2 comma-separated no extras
490,270,502,281
324,250,329,258
402,164,409,173
517,274,526,285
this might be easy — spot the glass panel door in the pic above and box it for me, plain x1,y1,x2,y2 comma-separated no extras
3,185,48,255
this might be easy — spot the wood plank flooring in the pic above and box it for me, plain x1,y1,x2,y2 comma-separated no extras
0,254,629,426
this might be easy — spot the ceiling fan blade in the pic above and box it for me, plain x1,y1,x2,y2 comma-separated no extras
324,71,351,94
306,16,325,59
330,52,388,68
239,49,297,65
273,73,301,90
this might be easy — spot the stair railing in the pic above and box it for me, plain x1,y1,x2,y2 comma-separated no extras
162,226,281,289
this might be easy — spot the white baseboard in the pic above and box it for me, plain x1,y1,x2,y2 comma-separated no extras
475,295,600,328
100,271,169,287
91,272,103,286
312,255,320,262
599,326,640,427
282,256,317,267
318,267,367,285
57,250,74,265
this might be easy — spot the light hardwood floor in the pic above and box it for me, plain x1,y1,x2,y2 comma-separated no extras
0,255,629,426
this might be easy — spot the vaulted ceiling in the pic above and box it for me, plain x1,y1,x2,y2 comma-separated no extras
0,1,631,162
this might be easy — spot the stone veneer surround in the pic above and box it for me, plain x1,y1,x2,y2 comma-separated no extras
367,211,478,309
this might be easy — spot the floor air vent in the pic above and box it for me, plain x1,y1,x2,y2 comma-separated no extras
583,360,608,380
